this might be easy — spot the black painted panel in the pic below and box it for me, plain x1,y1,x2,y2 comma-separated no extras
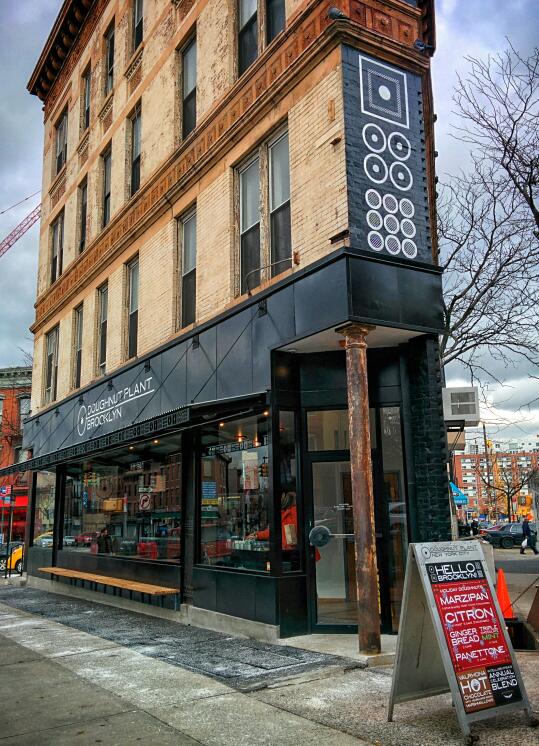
187,326,217,404
278,575,309,637
294,262,348,339
192,566,217,610
216,307,254,400
349,256,443,331
160,342,188,413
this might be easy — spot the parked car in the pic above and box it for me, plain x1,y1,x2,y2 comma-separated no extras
484,522,536,549
34,532,53,548
75,531,99,546
0,543,24,573
63,535,76,546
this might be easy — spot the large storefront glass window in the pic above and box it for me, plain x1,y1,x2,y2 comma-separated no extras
33,471,56,545
200,414,270,571
278,411,300,571
62,434,182,562
381,406,407,631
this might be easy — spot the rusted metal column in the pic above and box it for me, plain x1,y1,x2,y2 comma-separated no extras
337,322,380,654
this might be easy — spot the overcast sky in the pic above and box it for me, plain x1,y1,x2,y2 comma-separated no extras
0,0,538,439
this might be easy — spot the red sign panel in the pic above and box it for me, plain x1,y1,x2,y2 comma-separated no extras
427,561,522,714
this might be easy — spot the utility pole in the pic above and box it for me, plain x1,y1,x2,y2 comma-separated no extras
483,423,494,521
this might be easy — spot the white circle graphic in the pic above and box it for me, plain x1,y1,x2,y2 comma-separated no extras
401,238,418,258
367,231,384,251
399,198,415,217
364,154,388,184
383,194,399,214
384,214,400,234
389,161,413,191
77,405,87,437
365,189,382,209
366,210,383,230
379,85,391,101
362,123,386,154
385,235,401,255
388,132,411,161
401,218,416,238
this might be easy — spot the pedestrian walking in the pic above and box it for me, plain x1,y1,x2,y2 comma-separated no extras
520,516,538,555
471,518,479,536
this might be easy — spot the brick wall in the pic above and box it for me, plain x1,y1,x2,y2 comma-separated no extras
405,335,451,542
289,64,347,267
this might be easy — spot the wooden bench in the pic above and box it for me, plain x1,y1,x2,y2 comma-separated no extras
39,567,181,609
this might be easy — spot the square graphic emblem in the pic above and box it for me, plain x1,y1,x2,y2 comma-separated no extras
359,57,409,129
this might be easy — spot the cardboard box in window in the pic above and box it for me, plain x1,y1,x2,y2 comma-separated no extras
102,498,124,512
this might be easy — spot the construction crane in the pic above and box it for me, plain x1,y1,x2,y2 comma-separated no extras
0,203,41,259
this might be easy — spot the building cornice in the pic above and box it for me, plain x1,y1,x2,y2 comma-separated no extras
31,0,434,334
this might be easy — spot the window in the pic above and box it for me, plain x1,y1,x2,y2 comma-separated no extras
104,23,115,95
238,0,258,75
238,129,291,293
180,210,196,327
79,178,88,253
33,471,56,542
19,396,31,422
102,147,112,227
266,0,285,43
269,131,291,276
130,103,141,196
55,108,68,174
127,256,139,358
239,157,260,294
81,66,91,130
50,211,64,285
97,284,108,375
44,326,59,405
73,305,83,389
181,37,197,138
62,435,182,561
200,414,270,571
133,0,143,51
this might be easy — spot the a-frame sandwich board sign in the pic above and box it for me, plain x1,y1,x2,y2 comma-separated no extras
388,541,535,744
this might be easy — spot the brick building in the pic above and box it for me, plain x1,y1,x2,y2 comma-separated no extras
1,0,449,641
454,450,538,521
0,367,32,541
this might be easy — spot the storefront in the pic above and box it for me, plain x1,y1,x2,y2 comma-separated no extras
2,249,451,639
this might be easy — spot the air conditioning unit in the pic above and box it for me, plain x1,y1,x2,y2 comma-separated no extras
442,387,480,427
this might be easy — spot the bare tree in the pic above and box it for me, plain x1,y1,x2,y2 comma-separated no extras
438,44,539,381
453,44,539,237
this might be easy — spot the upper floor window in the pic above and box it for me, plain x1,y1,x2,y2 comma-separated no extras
266,0,285,43
239,157,260,294
104,23,115,95
73,304,84,389
238,128,291,294
44,326,59,405
127,256,139,359
81,66,91,131
102,146,112,227
133,0,143,51
55,108,68,174
79,178,88,253
19,396,31,422
50,211,64,285
269,131,291,277
239,0,258,75
97,283,108,376
130,102,142,196
181,36,197,138
180,209,196,327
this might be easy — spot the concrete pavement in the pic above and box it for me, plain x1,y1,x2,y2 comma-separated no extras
0,587,538,745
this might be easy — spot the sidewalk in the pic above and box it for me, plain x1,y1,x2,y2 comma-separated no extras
0,587,538,745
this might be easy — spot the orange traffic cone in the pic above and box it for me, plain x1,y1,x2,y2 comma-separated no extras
496,568,516,620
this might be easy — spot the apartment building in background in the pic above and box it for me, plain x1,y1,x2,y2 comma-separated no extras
0,367,32,541
454,450,539,520
1,0,447,640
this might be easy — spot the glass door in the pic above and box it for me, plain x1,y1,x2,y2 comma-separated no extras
311,460,357,625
